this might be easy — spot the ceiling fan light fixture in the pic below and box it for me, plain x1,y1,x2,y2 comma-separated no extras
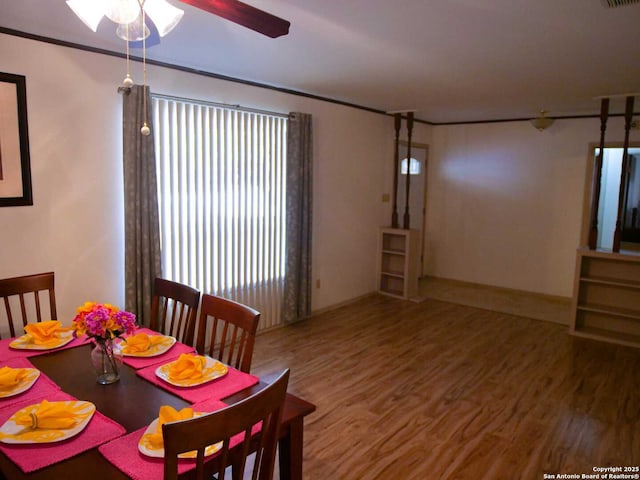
65,0,108,32
144,0,184,37
116,12,151,41
67,0,183,39
530,110,555,131
104,0,141,25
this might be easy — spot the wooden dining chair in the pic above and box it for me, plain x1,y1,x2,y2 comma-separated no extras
163,369,290,480
0,272,57,339
149,278,200,346
195,294,261,373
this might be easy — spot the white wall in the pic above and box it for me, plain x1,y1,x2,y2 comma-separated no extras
2,32,638,321
0,35,125,324
424,118,639,298
0,33,390,323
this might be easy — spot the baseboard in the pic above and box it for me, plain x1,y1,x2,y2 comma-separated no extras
256,292,379,336
258,278,571,337
309,292,378,316
419,276,572,325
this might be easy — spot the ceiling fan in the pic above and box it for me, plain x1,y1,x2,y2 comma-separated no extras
179,0,290,38
66,0,290,42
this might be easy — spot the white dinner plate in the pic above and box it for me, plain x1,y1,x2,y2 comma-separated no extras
0,369,40,399
119,334,176,357
155,356,228,387
138,413,222,458
0,400,96,444
9,330,74,351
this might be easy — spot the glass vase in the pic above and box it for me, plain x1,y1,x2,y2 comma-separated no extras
91,338,122,385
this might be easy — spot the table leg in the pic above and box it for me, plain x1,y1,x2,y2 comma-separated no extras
279,417,304,480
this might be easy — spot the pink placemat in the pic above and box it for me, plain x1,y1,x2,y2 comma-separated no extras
118,329,195,370
0,358,61,409
0,391,126,473
0,335,91,362
98,398,229,480
136,361,259,403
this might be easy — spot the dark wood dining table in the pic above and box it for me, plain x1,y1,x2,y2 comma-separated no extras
0,343,316,480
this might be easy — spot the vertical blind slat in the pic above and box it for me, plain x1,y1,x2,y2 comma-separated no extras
152,96,286,330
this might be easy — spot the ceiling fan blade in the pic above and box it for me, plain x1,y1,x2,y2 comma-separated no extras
179,0,290,38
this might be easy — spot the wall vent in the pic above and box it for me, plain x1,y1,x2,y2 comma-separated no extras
601,0,640,7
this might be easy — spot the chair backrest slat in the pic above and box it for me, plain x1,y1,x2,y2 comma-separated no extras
149,278,200,346
195,294,260,373
3,298,15,337
0,272,57,339
19,293,28,326
34,291,43,323
219,321,230,361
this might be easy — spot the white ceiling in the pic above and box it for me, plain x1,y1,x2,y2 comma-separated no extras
1,0,639,123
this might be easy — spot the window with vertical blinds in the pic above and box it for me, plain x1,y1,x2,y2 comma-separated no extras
152,95,287,330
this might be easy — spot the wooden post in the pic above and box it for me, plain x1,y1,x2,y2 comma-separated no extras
403,112,414,229
612,95,635,252
588,98,610,250
391,114,401,228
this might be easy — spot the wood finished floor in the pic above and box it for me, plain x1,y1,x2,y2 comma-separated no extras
251,295,640,480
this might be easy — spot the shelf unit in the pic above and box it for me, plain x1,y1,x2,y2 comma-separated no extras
378,227,419,299
570,247,640,348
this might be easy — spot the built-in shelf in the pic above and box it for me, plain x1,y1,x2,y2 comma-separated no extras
570,326,640,350
579,276,640,289
576,303,640,320
381,270,405,279
378,227,419,300
570,248,640,348
381,249,406,256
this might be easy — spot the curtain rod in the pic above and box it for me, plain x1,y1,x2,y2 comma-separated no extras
151,92,290,119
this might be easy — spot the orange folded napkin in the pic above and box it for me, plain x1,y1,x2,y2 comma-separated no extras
0,366,30,390
121,333,165,354
142,405,195,450
168,354,207,381
14,400,87,430
23,320,66,346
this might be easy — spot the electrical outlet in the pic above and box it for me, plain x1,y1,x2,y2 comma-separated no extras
316,279,321,288
382,193,390,202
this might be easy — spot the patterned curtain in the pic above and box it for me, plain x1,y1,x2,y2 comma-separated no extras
121,85,161,326
283,112,313,323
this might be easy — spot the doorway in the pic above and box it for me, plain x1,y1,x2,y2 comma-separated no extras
396,141,428,276
581,144,640,251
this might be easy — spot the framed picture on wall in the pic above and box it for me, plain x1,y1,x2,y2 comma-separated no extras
0,72,32,207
